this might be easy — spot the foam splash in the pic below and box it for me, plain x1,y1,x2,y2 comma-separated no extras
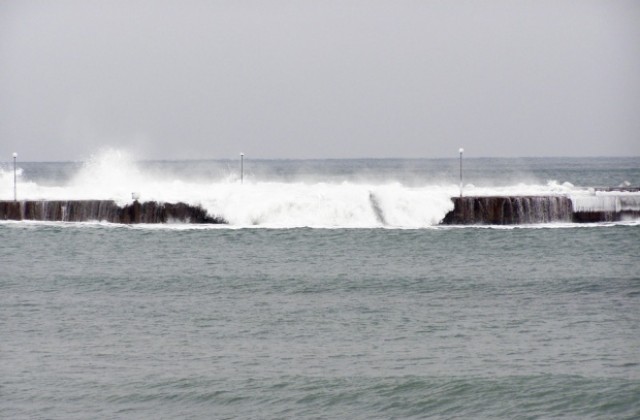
197,182,455,228
69,149,145,202
570,194,640,213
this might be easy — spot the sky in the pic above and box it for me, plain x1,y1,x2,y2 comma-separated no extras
1,0,639,161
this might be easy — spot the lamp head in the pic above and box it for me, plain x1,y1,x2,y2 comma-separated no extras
13,152,17,158
458,148,464,154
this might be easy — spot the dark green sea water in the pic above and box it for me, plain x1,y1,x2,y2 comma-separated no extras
1,157,639,418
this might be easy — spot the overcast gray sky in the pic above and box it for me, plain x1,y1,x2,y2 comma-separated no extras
1,0,639,161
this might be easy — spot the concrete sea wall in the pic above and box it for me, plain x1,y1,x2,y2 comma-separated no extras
441,195,640,225
0,200,225,224
1,196,638,225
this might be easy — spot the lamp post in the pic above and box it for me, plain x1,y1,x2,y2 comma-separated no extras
458,148,464,197
240,153,244,184
13,152,17,202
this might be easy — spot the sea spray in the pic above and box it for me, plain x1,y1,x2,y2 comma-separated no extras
2,151,639,228
197,182,455,228
68,149,146,203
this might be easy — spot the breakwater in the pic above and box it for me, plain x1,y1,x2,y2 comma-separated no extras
1,196,639,225
441,196,573,225
441,195,640,225
0,200,225,224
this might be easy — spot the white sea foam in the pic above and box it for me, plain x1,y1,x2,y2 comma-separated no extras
569,192,640,213
193,181,456,228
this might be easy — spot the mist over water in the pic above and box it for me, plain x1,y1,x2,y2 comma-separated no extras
1,150,639,227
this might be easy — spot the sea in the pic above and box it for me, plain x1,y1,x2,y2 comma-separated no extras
1,152,639,419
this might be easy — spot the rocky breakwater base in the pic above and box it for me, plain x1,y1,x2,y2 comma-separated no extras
441,194,640,225
0,200,226,224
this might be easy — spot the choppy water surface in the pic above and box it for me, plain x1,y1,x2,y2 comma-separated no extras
1,156,639,418
1,224,639,419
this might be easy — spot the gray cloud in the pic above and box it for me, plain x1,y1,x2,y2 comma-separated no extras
1,0,639,161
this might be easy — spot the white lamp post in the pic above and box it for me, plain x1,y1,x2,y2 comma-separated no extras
458,148,464,197
240,153,244,184
13,152,17,202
